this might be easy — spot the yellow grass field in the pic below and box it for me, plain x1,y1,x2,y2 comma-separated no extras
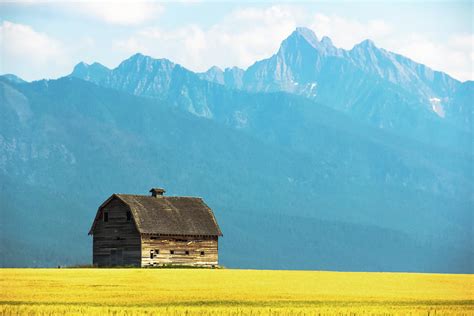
1,268,473,315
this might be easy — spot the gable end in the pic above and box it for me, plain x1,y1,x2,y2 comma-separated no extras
88,194,138,235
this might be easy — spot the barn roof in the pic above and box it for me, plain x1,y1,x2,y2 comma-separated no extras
89,193,222,237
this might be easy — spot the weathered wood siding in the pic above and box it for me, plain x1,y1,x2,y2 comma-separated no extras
141,235,218,267
92,198,141,267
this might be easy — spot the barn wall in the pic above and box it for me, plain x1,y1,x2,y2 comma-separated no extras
141,235,218,267
92,198,141,267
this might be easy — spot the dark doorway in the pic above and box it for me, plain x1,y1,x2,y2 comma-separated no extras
110,248,123,266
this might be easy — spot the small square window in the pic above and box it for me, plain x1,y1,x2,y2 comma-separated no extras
126,211,131,221
170,250,175,255
185,251,189,255
155,249,160,254
200,251,205,256
103,212,109,222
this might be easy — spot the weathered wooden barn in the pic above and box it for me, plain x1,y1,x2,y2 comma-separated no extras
89,188,222,267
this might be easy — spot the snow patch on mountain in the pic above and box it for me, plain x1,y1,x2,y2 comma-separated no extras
233,111,248,129
429,97,445,118
300,82,318,98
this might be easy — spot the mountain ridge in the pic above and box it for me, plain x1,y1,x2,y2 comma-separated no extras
70,28,472,152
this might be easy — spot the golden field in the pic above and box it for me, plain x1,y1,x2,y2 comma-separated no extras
0,268,473,315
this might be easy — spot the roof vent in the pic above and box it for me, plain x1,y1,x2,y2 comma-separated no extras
150,188,165,197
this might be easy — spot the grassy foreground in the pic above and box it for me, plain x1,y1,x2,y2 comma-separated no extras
1,269,473,315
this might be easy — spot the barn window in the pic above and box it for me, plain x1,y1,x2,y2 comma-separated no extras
150,250,154,259
185,251,189,255
155,249,159,255
126,211,131,221
200,251,205,256
103,211,109,222
170,250,175,255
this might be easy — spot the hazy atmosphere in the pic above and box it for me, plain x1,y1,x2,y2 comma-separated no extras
1,0,473,272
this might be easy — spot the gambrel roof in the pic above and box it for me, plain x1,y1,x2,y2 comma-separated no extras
89,193,222,237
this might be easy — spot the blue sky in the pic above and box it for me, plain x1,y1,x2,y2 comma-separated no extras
0,1,472,81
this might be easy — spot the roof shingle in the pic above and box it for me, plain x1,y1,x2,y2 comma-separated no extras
90,194,222,236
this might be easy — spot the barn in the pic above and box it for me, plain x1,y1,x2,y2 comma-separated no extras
88,188,222,267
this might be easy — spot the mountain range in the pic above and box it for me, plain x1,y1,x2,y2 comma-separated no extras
71,27,472,149
1,27,472,272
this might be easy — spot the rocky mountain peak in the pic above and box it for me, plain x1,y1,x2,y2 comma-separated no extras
281,27,319,49
292,27,319,48
320,36,333,47
71,61,110,81
118,53,175,73
206,66,224,75
353,39,377,51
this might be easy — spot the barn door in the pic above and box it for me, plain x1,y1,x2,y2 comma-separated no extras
110,249,123,267
116,248,123,266
110,249,117,266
